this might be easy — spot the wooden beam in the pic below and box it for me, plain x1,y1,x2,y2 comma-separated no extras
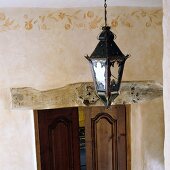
10,81,163,110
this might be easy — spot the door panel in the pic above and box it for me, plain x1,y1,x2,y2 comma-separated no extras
84,105,127,170
48,117,73,170
92,113,117,170
36,107,80,170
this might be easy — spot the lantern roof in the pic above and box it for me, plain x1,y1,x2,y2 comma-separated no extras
89,26,127,62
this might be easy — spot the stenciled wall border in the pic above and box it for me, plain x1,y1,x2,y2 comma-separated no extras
0,8,162,32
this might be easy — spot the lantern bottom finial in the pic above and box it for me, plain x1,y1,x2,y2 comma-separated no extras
98,91,119,107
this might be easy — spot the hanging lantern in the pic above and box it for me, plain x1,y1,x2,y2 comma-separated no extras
85,0,129,107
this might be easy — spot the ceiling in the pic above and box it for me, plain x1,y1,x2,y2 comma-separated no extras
0,0,162,8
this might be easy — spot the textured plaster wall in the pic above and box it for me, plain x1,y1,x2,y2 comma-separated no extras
0,7,164,170
163,0,170,169
0,7,163,89
0,89,37,170
131,99,164,170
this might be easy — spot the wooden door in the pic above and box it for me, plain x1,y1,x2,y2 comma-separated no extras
83,105,127,170
35,107,80,170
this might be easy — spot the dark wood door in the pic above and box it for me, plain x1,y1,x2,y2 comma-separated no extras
83,105,127,170
36,107,80,170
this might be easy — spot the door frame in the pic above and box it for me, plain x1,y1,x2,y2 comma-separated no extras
33,104,131,170
125,105,131,170
34,110,42,170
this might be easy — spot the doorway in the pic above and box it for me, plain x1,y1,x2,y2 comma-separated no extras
34,105,131,170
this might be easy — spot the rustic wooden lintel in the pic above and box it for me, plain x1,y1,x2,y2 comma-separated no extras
10,81,163,110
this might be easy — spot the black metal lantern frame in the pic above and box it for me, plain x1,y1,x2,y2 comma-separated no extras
85,0,129,107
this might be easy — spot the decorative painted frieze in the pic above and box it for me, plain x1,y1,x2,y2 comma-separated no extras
0,8,162,32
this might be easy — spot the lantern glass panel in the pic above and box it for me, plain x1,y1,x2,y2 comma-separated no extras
110,62,118,86
91,59,106,92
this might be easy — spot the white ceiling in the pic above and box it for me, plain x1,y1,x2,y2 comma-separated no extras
0,0,162,8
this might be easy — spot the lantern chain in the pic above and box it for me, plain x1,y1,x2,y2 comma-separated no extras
104,0,107,26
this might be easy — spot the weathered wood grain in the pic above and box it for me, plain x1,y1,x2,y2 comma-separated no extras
10,81,163,110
